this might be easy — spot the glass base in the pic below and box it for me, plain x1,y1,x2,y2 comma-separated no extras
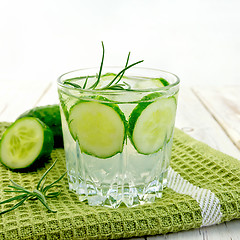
68,171,166,208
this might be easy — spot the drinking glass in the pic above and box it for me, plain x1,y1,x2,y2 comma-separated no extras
57,67,180,208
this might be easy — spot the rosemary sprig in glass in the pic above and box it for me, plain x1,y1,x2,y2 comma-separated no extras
0,160,66,215
63,41,144,90
89,41,105,90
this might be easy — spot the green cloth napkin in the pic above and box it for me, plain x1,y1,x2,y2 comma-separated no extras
1,122,240,239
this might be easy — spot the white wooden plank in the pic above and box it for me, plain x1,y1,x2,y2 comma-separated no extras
175,87,240,160
0,80,51,121
34,80,59,106
201,222,239,240
0,103,7,118
224,220,240,240
148,228,203,240
193,86,240,150
128,238,145,240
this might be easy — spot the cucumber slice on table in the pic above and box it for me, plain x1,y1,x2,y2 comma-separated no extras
129,93,176,154
0,117,54,170
18,104,63,148
68,98,126,158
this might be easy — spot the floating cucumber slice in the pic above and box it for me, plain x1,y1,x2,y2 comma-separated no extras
129,93,176,154
68,97,126,158
132,77,169,89
0,117,54,169
18,104,63,148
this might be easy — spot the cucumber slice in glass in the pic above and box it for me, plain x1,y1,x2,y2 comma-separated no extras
68,98,126,158
0,117,54,169
132,77,169,89
129,94,176,154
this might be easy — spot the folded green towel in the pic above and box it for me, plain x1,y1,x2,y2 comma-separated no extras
0,122,240,239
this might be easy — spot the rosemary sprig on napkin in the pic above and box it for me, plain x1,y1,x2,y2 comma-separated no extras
0,160,66,214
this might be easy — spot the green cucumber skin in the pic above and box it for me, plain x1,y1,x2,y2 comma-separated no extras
128,92,162,141
159,78,170,86
128,101,153,155
58,93,70,121
128,93,175,155
0,117,54,170
18,104,63,148
37,118,54,160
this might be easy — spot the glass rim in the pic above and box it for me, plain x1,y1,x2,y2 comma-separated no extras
57,66,180,93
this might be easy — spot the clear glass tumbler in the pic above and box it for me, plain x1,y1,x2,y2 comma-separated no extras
57,67,180,208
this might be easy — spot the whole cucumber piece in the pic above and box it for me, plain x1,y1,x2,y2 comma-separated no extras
18,104,63,148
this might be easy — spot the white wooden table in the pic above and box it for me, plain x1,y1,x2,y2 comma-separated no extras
0,81,240,240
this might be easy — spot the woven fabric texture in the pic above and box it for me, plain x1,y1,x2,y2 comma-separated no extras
0,122,240,239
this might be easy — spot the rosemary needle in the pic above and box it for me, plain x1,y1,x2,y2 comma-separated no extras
63,42,144,91
82,76,89,89
63,81,82,89
0,160,66,215
101,59,144,89
114,51,131,85
89,41,105,89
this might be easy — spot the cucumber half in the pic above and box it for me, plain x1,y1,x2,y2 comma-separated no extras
129,94,176,154
68,98,126,158
0,117,54,169
18,104,63,148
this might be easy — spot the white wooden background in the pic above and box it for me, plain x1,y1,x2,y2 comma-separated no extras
0,80,239,240
1,0,240,88
1,0,240,238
